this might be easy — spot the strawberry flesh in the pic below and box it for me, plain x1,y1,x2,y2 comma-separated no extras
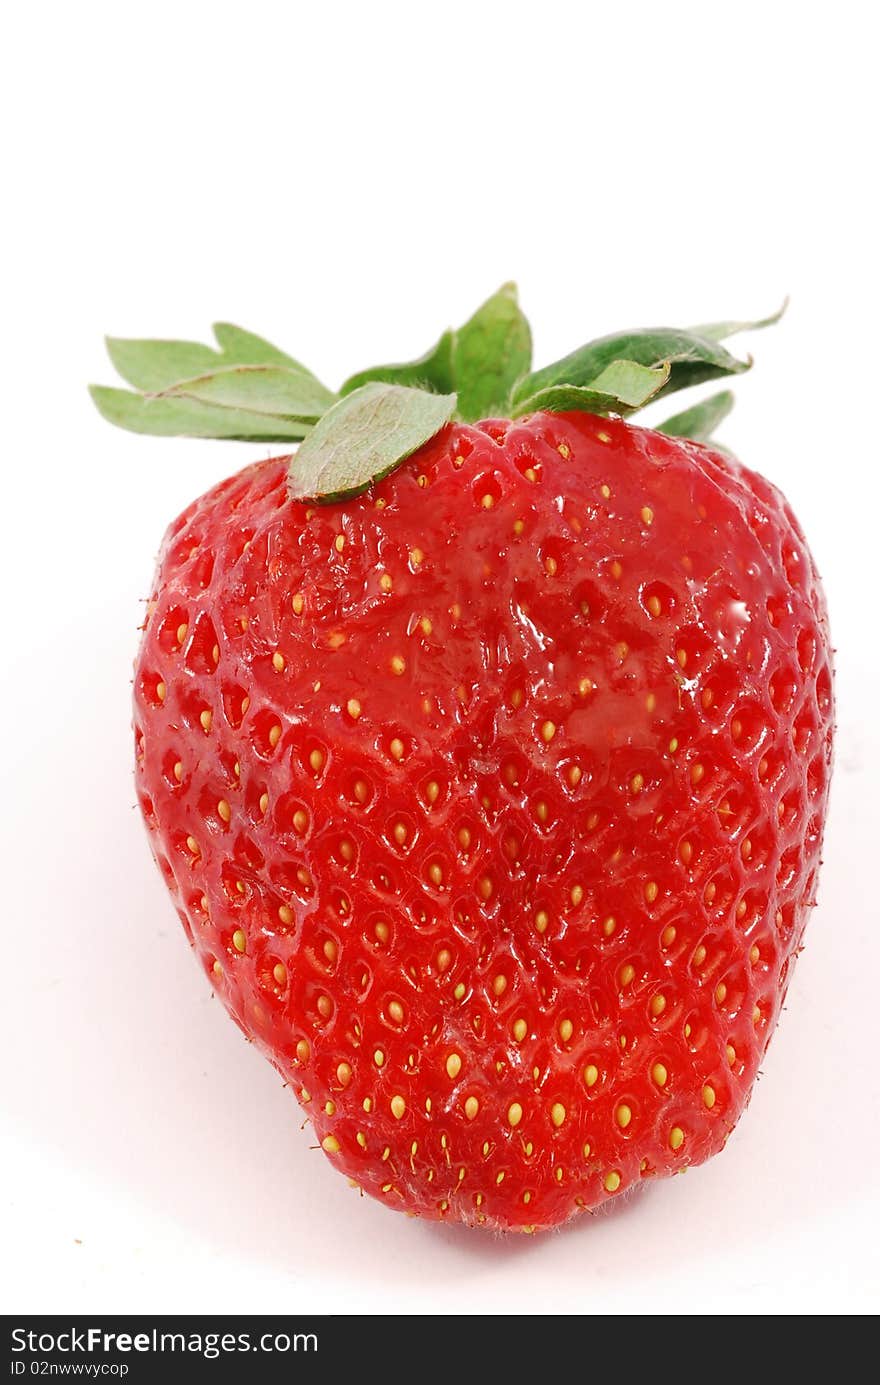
134,411,833,1231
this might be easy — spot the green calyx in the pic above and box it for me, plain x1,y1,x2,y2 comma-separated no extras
90,287,784,503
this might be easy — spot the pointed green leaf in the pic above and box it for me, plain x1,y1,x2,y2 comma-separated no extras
690,301,787,343
658,390,735,442
452,282,532,421
89,385,310,441
211,322,305,368
340,330,455,397
105,337,223,392
510,328,753,413
106,324,328,394
163,365,337,422
288,382,456,504
513,359,670,418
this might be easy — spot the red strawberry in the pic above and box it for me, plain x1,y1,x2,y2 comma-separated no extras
94,287,833,1232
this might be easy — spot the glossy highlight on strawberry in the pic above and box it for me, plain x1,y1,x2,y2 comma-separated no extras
131,407,833,1232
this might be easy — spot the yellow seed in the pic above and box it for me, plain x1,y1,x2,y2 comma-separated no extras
186,835,200,855
647,595,662,617
619,963,635,987
545,555,558,576
463,1096,480,1121
479,877,493,901
641,505,654,525
291,810,308,836
669,1127,685,1151
322,939,337,965
363,1097,373,1113
446,1053,462,1080
268,723,281,748
584,1063,599,1088
390,1095,406,1120
669,737,679,753
380,573,392,591
388,1000,404,1024
324,1100,335,1116
334,534,345,553
604,1170,621,1193
523,467,538,482
551,1103,566,1128
390,654,406,676
631,772,644,794
410,547,424,567
541,720,557,743
650,994,667,1018
232,929,246,953
335,1061,352,1087
481,493,495,509
374,921,390,945
309,748,324,773
558,1019,573,1043
295,1038,310,1063
272,651,285,672
258,792,269,814
570,884,584,907
645,881,659,904
702,1084,716,1109
199,709,212,732
292,593,304,615
652,1062,668,1086
726,1043,736,1065
512,1018,527,1042
273,963,287,986
173,761,183,782
356,1131,367,1148
428,863,443,885
661,924,677,947
616,1103,632,1129
749,943,760,964
212,959,222,976
316,995,332,1019
691,763,705,785
217,799,231,823
347,697,362,719
715,982,728,1005
278,904,294,926
374,1049,385,1068
507,1102,523,1128
602,915,616,938
535,909,549,935
610,559,623,580
454,982,466,1001
389,738,405,760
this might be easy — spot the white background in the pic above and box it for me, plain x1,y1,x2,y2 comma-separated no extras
2,1,878,1316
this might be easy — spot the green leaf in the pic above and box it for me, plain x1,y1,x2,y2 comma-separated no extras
658,390,735,442
514,360,669,417
452,282,532,421
162,365,337,422
89,385,311,441
511,326,751,412
105,323,326,394
105,337,222,392
340,330,455,397
690,301,787,343
288,382,456,503
211,322,305,368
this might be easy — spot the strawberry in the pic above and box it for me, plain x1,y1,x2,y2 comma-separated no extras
93,286,833,1232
